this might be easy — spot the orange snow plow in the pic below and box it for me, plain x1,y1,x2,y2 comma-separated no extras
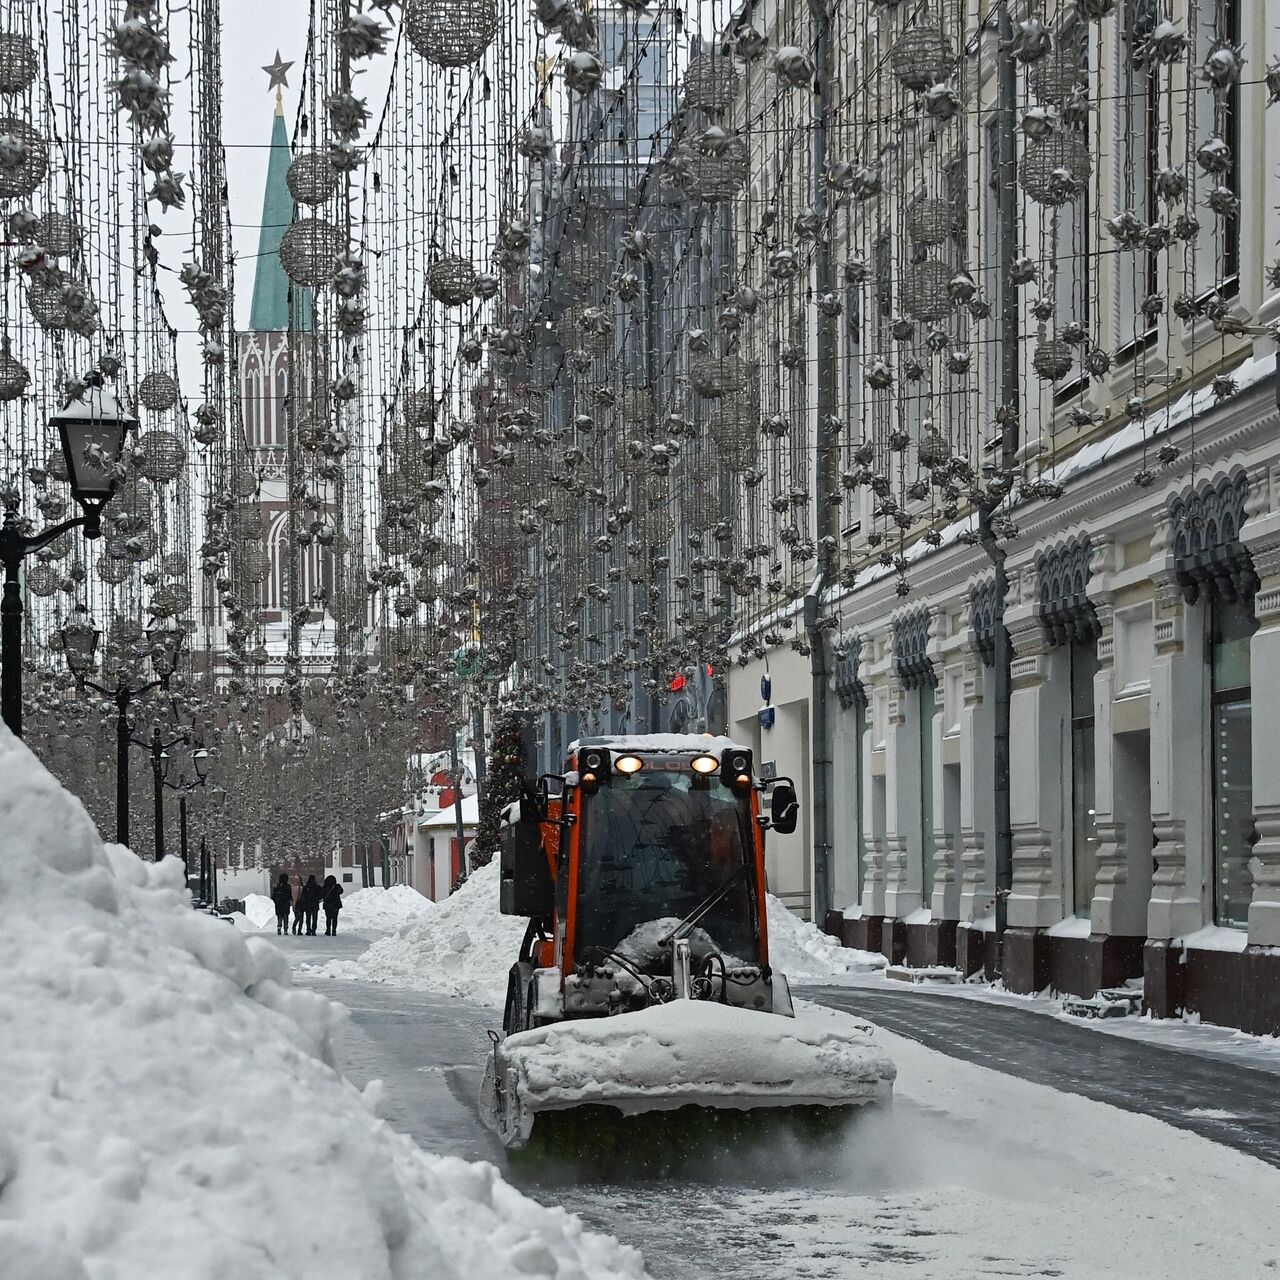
479,734,895,1172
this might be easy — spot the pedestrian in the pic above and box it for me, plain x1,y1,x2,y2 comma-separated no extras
271,873,292,935
300,873,322,936
321,874,344,936
290,874,304,936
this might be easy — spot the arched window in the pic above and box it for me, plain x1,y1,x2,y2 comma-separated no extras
272,354,289,449
243,351,261,447
265,510,289,613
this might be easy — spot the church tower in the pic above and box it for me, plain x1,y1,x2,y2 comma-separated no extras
238,69,332,641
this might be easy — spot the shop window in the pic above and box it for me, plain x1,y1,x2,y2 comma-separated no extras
1069,639,1100,917
1211,595,1257,929
919,682,937,899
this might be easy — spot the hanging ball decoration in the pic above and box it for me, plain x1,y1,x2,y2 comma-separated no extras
1019,133,1091,206
402,388,436,433
682,52,740,113
690,355,746,399
107,528,156,563
563,51,604,94
403,0,498,68
0,34,37,94
890,25,954,92
684,483,721,532
279,217,344,287
0,345,29,401
36,212,80,257
393,591,417,620
240,545,269,584
1032,338,1074,381
138,371,179,411
41,530,73,561
0,117,47,198
427,255,476,306
668,130,748,203
900,258,954,321
286,153,340,206
1027,40,1086,104
136,430,186,482
96,552,132,585
233,465,258,498
25,564,58,597
232,504,265,541
26,279,66,330
906,196,952,246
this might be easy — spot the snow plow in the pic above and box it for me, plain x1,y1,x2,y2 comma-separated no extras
480,734,895,1172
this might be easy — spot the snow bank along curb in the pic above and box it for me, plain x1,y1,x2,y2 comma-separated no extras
319,860,886,1007
0,729,648,1280
243,884,432,934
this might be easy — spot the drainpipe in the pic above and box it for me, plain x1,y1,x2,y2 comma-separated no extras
983,0,1019,977
807,0,836,924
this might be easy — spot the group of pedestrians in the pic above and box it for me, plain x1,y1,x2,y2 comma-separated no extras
271,873,344,936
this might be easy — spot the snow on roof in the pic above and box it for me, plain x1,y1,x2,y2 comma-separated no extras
568,733,748,755
419,793,481,827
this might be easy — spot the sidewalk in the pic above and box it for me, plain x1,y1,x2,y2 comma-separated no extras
804,983,1280,1169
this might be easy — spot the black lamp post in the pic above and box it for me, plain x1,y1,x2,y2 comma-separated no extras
59,611,186,851
161,739,211,880
1,381,137,737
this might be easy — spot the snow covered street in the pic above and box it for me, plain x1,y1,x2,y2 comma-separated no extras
296,941,1280,1280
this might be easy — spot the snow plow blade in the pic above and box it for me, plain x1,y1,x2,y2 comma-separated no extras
481,1001,894,1175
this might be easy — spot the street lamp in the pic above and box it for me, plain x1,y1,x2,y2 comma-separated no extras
57,608,186,851
1,379,136,737
161,736,212,882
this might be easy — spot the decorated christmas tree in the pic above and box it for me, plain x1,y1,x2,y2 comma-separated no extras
470,710,526,868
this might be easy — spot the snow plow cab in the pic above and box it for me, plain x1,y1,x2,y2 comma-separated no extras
481,734,895,1171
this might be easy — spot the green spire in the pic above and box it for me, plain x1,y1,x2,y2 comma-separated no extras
249,98,312,332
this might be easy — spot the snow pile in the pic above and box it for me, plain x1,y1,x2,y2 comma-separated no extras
341,883,434,933
321,860,884,1006
484,1000,894,1144
766,894,887,983
0,730,647,1280
316,859,525,1006
242,891,278,928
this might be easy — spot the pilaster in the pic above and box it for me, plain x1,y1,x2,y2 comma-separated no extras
881,677,921,918
1006,610,1065,928
1146,550,1207,940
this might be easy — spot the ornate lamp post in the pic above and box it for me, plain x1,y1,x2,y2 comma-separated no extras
1,379,136,736
59,611,186,851
161,738,211,880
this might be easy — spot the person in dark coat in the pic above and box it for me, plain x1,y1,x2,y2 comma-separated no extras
270,873,292,935
290,874,305,935
321,875,344,936
300,874,322,936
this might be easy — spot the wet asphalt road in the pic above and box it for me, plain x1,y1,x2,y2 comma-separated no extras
801,985,1280,1170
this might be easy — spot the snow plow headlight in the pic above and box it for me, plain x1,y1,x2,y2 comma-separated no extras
614,754,644,775
721,748,753,791
579,748,610,790
689,754,719,775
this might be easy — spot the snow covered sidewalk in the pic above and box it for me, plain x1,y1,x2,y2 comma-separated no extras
0,729,647,1280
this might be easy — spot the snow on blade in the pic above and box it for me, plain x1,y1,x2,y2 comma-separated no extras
488,1001,895,1129
0,729,648,1280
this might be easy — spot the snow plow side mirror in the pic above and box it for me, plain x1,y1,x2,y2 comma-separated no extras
770,783,799,835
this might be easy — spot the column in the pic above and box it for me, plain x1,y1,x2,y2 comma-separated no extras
1146,566,1207,942
957,658,995,925
1007,613,1067,929
881,675,921,920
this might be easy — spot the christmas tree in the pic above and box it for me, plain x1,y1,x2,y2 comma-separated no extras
470,710,526,868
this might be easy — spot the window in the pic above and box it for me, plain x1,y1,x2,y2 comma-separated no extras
1117,0,1159,355
1192,0,1240,297
1069,639,1100,917
919,682,937,900
1210,595,1256,928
